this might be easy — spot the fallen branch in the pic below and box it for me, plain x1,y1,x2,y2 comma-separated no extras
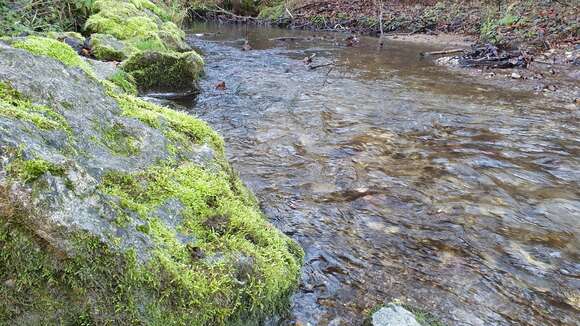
308,62,335,70
269,37,305,41
210,5,258,21
420,48,466,57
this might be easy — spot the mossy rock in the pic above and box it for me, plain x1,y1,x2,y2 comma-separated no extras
0,38,302,325
84,0,186,53
9,36,94,77
121,50,204,93
89,33,128,61
46,31,86,44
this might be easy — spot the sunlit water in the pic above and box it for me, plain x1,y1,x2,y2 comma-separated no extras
174,24,579,325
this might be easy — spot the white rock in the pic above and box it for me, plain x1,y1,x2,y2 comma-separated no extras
372,304,422,326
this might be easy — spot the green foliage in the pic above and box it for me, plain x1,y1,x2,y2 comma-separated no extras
310,15,327,28
401,304,447,326
11,36,95,76
258,4,284,20
0,0,95,36
0,81,71,133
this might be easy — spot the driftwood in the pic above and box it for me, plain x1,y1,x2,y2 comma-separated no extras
269,37,305,41
452,44,529,69
308,62,335,70
420,48,465,57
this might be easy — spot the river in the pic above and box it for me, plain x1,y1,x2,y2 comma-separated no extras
166,23,579,325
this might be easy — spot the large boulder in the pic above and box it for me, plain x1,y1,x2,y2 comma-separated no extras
0,40,302,324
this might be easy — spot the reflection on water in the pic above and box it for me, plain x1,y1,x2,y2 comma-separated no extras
183,23,580,326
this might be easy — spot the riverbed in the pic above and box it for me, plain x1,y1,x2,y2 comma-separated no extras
174,24,579,326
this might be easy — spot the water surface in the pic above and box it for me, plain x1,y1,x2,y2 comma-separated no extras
181,24,579,326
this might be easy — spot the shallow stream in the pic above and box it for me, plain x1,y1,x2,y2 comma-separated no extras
174,24,579,325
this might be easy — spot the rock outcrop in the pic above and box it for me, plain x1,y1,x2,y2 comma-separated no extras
0,29,302,325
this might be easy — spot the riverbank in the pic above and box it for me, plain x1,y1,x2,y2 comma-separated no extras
193,0,579,105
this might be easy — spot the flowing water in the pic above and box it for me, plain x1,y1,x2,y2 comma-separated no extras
175,24,579,325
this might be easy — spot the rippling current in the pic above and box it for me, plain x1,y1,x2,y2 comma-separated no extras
170,24,579,325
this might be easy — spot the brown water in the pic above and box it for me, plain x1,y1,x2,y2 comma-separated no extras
179,24,579,325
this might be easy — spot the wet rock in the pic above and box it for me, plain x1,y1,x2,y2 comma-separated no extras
371,304,422,326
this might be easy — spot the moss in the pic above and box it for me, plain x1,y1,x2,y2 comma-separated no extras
107,71,138,95
129,0,171,21
99,160,303,324
0,81,71,134
120,50,204,92
102,81,222,151
84,0,184,53
89,33,128,61
46,31,86,44
7,157,65,183
11,36,95,77
102,122,141,156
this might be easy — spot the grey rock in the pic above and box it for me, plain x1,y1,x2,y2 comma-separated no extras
372,304,422,326
0,45,212,260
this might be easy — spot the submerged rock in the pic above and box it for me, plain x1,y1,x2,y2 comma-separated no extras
0,39,302,324
371,304,422,326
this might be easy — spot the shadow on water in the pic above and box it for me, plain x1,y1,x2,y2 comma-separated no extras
174,23,579,326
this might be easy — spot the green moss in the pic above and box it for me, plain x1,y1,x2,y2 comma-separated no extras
89,33,128,61
120,50,204,91
129,0,171,21
7,157,65,183
102,81,222,151
107,71,138,95
0,82,71,134
11,36,95,77
99,160,303,324
46,31,86,44
102,122,141,156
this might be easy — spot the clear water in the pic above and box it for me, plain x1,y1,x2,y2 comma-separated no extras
177,23,579,326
